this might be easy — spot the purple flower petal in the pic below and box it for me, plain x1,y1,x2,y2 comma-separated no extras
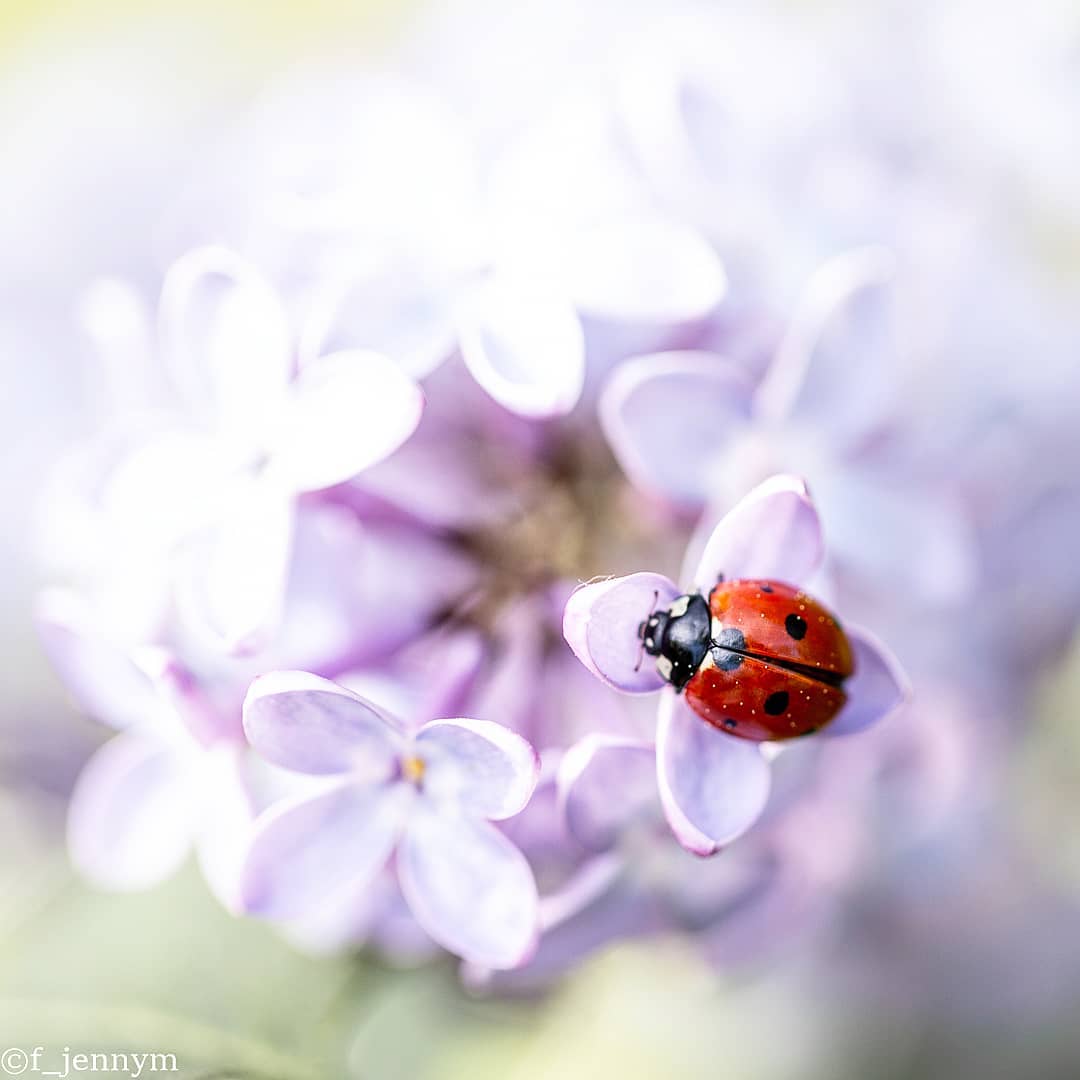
257,506,479,677
398,804,539,968
243,671,405,777
67,732,196,890
562,219,727,324
267,350,424,493
239,781,410,920
558,736,659,852
278,866,405,956
458,278,585,417
414,718,539,820
656,693,771,855
822,625,911,737
35,589,160,729
599,352,753,504
687,474,823,590
159,246,292,436
563,573,681,693
755,247,899,443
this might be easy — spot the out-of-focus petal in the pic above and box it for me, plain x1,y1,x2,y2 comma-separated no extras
558,736,658,852
277,866,399,956
754,247,900,444
159,246,292,440
258,508,479,676
239,781,410,920
560,219,727,324
398,804,539,969
599,351,753,503
812,468,977,606
67,732,196,890
562,573,681,693
193,743,257,911
823,626,911,737
174,481,295,654
414,718,539,820
35,590,161,729
687,474,823,590
243,671,405,777
458,278,585,417
299,262,459,381
101,429,226,553
656,693,771,856
266,350,424,493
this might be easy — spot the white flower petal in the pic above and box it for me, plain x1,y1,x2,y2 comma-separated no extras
35,589,161,729
67,733,197,890
159,246,293,439
561,219,727,324
266,350,424,492
174,481,295,654
458,278,585,417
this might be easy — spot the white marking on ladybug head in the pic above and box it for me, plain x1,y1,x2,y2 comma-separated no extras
656,655,674,682
669,595,691,618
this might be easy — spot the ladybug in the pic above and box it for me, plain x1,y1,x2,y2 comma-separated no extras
638,579,855,741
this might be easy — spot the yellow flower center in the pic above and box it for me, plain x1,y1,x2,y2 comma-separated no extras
401,754,426,786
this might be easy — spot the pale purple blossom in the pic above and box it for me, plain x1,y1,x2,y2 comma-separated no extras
563,475,910,854
239,671,541,969
599,250,977,608
34,589,251,900
105,246,424,652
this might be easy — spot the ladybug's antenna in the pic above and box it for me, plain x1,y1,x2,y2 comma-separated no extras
633,590,660,673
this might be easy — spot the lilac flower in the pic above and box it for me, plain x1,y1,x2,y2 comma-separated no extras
105,246,424,652
35,589,251,899
203,69,729,422
563,474,910,854
239,671,541,969
599,249,977,607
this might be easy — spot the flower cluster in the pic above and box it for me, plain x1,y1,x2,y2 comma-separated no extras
30,3,1080,987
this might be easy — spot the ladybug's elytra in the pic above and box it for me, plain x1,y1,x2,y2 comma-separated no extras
639,579,855,742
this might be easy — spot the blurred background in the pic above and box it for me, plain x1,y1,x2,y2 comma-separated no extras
2,1,1079,1078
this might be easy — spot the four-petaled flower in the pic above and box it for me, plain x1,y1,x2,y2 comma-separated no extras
562,474,910,855
35,589,250,898
239,671,542,969
105,246,425,652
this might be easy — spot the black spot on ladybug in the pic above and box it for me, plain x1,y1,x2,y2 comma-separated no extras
785,614,808,640
764,691,789,716
723,718,737,729
759,583,773,593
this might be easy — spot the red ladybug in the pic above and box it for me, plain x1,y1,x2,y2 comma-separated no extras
638,579,855,741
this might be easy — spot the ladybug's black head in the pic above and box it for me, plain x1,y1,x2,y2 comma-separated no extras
638,593,711,691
